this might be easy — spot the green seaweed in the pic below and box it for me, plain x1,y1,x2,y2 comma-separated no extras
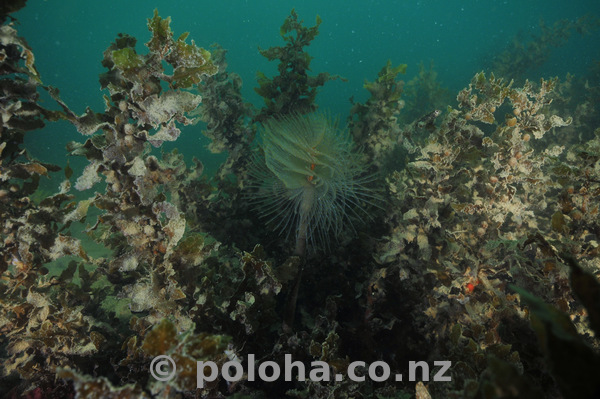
146,9,172,53
102,9,217,91
254,9,342,120
363,60,407,101
168,33,218,88
348,60,407,169
488,16,600,82
110,47,143,71
401,61,452,124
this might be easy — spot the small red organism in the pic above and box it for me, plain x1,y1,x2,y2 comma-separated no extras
466,282,475,293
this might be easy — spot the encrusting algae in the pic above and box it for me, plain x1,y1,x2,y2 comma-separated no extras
1,3,600,399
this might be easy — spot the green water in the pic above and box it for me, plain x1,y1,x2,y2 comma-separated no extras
13,0,599,189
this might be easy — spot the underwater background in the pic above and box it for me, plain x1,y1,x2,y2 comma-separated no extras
14,0,600,177
2,0,600,398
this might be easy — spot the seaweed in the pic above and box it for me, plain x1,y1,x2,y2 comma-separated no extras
512,254,600,399
0,15,114,396
0,0,27,23
60,9,216,283
182,44,257,246
374,72,586,397
2,3,600,398
348,60,407,169
254,9,342,121
401,61,452,124
488,15,600,83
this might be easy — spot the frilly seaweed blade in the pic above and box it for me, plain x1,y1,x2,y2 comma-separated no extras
52,10,286,398
0,9,105,397
62,9,217,271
